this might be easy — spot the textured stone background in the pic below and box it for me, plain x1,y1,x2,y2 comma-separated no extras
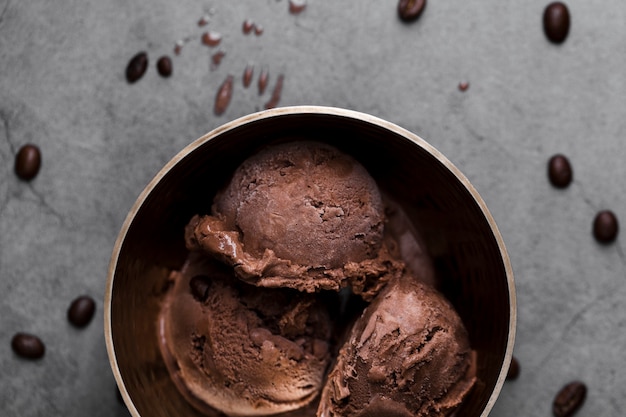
1,0,625,416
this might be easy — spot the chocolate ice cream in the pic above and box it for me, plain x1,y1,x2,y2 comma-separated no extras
185,140,403,300
318,274,476,417
158,252,334,416
158,139,476,417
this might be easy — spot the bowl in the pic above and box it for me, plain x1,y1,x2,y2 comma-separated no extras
104,105,516,417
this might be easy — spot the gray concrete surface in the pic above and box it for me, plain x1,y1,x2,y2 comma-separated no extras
1,0,625,416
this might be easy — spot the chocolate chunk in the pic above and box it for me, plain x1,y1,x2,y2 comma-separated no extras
15,144,41,181
11,332,45,359
126,52,148,83
68,295,96,327
593,210,619,244
553,381,586,417
543,2,570,44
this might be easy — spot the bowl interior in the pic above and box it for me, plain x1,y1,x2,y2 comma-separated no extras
106,107,515,417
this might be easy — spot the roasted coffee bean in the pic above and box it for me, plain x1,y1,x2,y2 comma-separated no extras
125,52,148,83
593,210,619,244
397,0,427,22
264,74,285,110
553,381,586,417
11,332,45,359
156,56,172,78
68,295,96,327
506,356,520,380
258,69,269,95
288,0,307,15
14,144,41,181
189,275,211,302
243,64,254,88
242,19,255,34
548,154,572,188
543,2,570,44
214,75,234,116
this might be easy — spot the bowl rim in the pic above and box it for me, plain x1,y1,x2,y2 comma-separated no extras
104,105,516,417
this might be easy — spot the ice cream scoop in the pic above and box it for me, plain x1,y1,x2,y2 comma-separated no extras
185,140,403,300
318,273,477,417
158,252,334,416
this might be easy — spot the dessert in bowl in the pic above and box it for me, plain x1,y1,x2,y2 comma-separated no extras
105,106,516,417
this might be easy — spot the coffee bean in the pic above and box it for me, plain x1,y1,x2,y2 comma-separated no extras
543,2,570,44
125,52,148,83
189,275,211,302
68,295,96,327
506,356,520,380
257,69,269,95
214,75,234,116
211,50,226,69
201,31,222,47
11,332,45,359
548,154,572,188
264,74,285,110
243,64,254,88
593,210,618,244
242,19,255,35
156,56,172,78
14,144,42,181
398,0,427,23
289,0,307,15
553,381,586,417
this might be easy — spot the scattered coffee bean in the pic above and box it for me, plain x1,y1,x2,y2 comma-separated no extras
243,19,255,34
258,68,269,95
553,381,586,417
201,31,222,47
156,56,173,78
543,2,570,44
11,332,45,359
506,356,520,380
189,275,211,302
68,295,96,327
198,15,210,27
243,64,254,88
548,154,572,188
593,210,619,244
211,50,226,70
397,0,427,23
214,75,234,116
288,0,307,15
265,74,285,109
14,144,41,181
174,40,185,56
458,81,469,92
125,52,148,83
